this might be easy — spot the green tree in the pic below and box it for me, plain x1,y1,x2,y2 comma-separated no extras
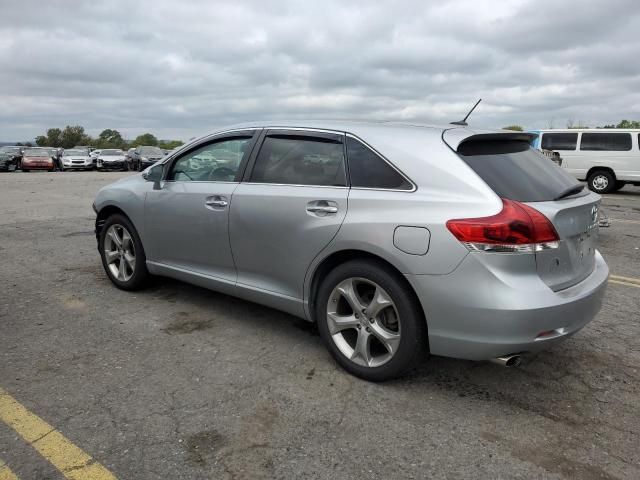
133,133,159,146
60,125,91,149
158,140,184,150
35,135,48,146
97,129,125,148
616,119,640,128
502,125,524,131
46,128,62,147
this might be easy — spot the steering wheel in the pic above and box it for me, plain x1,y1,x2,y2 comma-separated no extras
209,167,236,181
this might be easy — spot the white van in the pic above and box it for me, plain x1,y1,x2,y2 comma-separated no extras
529,129,640,193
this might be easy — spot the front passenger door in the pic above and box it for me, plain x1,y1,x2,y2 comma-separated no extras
144,131,258,284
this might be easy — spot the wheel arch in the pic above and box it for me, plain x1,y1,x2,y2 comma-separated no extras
306,249,429,339
586,166,616,181
95,204,135,241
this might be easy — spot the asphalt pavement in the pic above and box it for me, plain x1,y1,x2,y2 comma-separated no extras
1,171,639,479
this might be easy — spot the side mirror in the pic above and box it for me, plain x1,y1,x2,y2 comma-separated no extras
143,163,163,184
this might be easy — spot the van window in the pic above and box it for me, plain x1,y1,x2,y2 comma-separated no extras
580,133,632,151
541,133,578,150
458,140,585,202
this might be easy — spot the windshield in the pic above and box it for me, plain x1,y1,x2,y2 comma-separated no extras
24,149,50,157
458,140,586,202
63,149,87,156
139,146,163,156
101,149,123,155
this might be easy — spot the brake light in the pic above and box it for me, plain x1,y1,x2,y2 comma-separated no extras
446,198,559,253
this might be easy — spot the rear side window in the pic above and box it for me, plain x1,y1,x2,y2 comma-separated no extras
541,133,578,150
250,135,346,186
580,133,632,151
346,137,412,190
458,140,584,202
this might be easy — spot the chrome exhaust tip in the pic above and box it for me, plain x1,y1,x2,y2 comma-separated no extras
490,354,522,368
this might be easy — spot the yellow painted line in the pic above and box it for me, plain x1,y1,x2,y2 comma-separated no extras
609,279,640,289
610,274,640,285
0,387,116,480
0,459,19,480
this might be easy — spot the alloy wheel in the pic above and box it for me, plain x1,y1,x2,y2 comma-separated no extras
326,277,401,367
103,224,136,282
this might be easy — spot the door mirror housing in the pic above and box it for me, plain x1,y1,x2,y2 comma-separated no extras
143,163,164,184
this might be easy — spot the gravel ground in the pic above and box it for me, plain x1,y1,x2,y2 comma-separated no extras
0,171,638,479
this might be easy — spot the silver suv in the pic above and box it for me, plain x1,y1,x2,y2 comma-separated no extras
93,121,609,381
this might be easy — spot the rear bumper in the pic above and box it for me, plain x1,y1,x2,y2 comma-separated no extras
22,162,54,170
406,250,609,360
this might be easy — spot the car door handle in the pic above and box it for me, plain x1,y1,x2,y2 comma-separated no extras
205,196,228,208
307,205,338,213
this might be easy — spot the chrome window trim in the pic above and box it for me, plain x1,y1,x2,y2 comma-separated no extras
238,182,348,189
345,133,417,193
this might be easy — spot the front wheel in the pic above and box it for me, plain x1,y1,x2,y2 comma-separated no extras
98,214,150,290
316,259,427,381
587,170,615,194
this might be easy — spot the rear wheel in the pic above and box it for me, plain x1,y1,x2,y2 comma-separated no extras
587,170,615,194
98,214,149,290
316,259,427,381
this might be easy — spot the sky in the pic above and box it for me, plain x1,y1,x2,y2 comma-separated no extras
1,0,639,141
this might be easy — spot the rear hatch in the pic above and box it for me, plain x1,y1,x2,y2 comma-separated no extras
444,130,600,291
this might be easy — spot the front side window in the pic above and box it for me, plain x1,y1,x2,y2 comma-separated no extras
168,137,252,182
580,133,632,151
250,135,346,186
346,137,412,190
541,133,578,151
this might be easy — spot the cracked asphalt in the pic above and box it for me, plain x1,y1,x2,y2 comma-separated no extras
0,171,639,479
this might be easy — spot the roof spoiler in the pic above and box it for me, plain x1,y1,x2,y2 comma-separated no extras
443,130,538,151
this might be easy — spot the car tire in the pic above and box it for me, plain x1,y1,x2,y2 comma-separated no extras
22,169,29,172
98,213,150,291
315,259,427,382
587,170,615,194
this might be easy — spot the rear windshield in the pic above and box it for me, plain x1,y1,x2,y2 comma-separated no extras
458,140,586,202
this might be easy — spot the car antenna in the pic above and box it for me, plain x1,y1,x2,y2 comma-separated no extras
450,98,482,126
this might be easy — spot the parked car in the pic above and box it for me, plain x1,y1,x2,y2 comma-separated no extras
21,148,55,172
96,149,128,171
0,146,22,171
60,148,94,171
129,146,165,171
93,121,609,381
529,128,640,193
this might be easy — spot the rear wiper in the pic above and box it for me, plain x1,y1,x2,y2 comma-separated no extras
554,184,585,200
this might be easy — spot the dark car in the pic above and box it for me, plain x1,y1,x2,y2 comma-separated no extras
130,146,165,171
21,148,55,172
0,146,22,171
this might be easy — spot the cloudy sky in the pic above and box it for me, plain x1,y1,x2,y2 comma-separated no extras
1,0,639,141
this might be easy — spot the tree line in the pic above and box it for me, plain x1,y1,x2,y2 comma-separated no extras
33,125,184,150
503,119,640,131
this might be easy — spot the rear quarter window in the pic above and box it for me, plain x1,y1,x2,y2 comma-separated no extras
458,140,585,202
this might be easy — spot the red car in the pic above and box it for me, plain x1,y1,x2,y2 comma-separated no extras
21,148,55,172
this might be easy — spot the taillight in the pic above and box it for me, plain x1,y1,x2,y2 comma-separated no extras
446,198,559,253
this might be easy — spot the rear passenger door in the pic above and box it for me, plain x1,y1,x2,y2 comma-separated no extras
229,129,348,302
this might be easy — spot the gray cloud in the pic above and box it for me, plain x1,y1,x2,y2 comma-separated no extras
1,0,639,141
